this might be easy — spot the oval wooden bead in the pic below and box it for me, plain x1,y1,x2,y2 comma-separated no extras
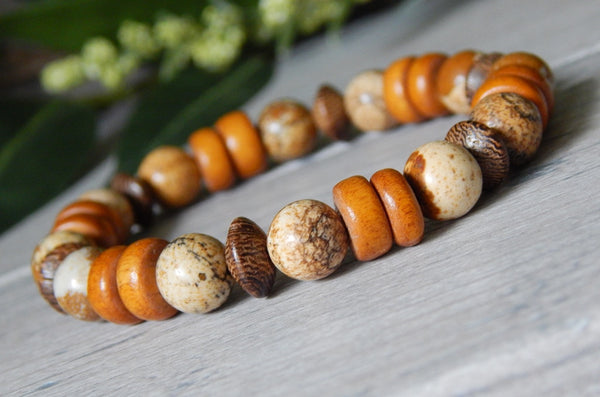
116,238,177,321
215,110,268,179
488,64,554,111
137,145,202,207
471,92,543,166
79,188,135,237
406,52,449,118
88,246,142,325
383,56,425,124
436,50,477,114
492,51,554,84
156,233,233,314
404,140,482,221
188,127,236,193
53,246,104,321
225,217,276,297
445,120,510,190
54,200,127,244
344,69,396,131
110,172,155,228
51,212,119,247
370,168,424,247
465,52,502,102
332,175,393,261
312,84,351,140
258,99,317,162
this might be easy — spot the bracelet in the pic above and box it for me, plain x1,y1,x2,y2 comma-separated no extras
30,49,554,324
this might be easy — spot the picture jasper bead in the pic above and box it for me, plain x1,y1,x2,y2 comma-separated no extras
344,69,396,131
312,84,350,140
445,120,510,190
267,199,349,281
225,217,276,298
404,140,482,221
156,233,233,314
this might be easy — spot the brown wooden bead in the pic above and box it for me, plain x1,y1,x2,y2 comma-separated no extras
471,92,543,166
492,51,554,84
110,172,156,228
436,50,477,114
465,52,503,102
344,70,396,131
225,217,276,297
79,188,135,237
88,246,142,325
54,200,127,244
332,175,393,261
258,99,317,162
116,237,177,321
188,127,237,193
52,213,119,247
370,168,424,247
137,145,202,207
445,120,510,190
406,52,449,118
488,64,554,111
383,56,425,124
312,84,351,140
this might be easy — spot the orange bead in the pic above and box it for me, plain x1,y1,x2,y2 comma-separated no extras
54,200,127,244
52,213,119,247
488,64,554,111
407,53,449,118
332,175,393,261
436,50,477,114
88,246,142,325
188,127,237,193
79,189,135,239
215,110,267,179
383,56,425,124
471,74,549,127
492,52,554,84
116,238,177,321
137,146,202,207
370,168,424,247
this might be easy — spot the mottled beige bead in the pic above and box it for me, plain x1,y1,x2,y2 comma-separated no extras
267,199,349,281
344,69,396,131
156,233,233,314
404,141,482,221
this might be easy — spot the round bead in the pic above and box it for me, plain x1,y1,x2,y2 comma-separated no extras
188,127,236,192
116,238,177,321
51,212,119,247
383,56,425,124
53,246,103,321
225,217,276,298
404,140,483,221
110,172,155,228
491,51,554,84
332,175,393,261
215,110,268,179
258,100,317,162
445,120,510,190
312,84,351,140
344,69,396,131
488,64,554,111
465,52,502,101
471,92,543,166
436,50,477,114
137,145,202,207
54,200,127,244
88,246,142,325
31,230,92,273
406,52,449,118
79,188,135,236
370,168,424,247
156,233,233,314
267,199,349,280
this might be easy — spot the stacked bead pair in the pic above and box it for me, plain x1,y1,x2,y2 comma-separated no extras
31,49,553,325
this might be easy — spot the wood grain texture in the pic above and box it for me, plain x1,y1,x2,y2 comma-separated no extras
2,0,600,395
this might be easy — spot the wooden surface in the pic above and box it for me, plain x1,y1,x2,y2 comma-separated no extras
2,0,600,395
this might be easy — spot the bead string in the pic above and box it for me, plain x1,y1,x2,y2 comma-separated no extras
31,49,554,324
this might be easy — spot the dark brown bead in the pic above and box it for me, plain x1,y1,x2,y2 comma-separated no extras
312,85,350,140
466,52,503,102
225,217,276,298
445,120,510,190
111,172,156,228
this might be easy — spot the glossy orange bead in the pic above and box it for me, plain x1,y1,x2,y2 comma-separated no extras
488,64,554,111
188,127,236,192
406,52,449,118
492,51,554,84
54,200,127,244
52,213,119,247
370,168,424,247
383,56,425,124
79,189,135,238
436,50,477,114
116,238,177,321
215,110,267,179
332,175,393,261
88,246,142,325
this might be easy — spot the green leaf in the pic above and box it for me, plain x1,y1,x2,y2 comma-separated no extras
0,98,45,148
117,53,273,173
0,100,96,233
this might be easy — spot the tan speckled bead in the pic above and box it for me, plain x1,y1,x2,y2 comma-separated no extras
156,233,233,314
79,188,135,237
344,70,396,131
137,145,202,207
53,246,104,321
404,140,482,221
267,199,349,281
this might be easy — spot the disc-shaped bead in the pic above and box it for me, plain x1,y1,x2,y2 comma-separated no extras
382,56,425,124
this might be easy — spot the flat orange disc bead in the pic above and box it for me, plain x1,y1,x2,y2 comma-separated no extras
215,110,267,179
407,53,449,118
188,127,236,193
332,175,393,261
370,168,424,247
488,64,554,111
492,52,554,84
436,50,477,114
383,56,425,124
54,200,127,244
52,213,119,247
88,246,142,325
116,238,177,321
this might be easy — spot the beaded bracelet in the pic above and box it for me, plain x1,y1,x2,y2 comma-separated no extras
30,49,554,324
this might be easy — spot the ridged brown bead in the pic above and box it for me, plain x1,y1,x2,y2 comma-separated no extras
446,120,510,190
312,85,350,140
225,217,276,298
